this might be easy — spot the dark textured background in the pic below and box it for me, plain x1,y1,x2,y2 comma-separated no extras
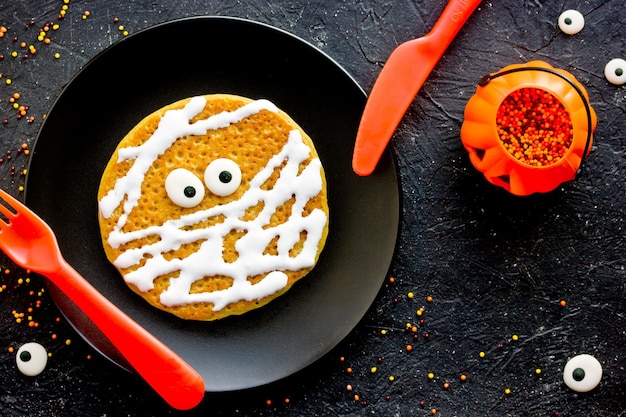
0,1,624,416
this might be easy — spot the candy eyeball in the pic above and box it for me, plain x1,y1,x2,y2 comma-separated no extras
558,10,585,35
204,159,242,197
16,342,48,376
563,354,602,392
165,168,206,208
604,58,626,85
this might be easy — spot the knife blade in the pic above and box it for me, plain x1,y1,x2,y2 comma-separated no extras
352,0,482,176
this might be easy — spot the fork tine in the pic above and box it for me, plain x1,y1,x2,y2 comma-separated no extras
0,189,18,224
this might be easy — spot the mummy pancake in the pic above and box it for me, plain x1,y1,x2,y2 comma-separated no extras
97,94,329,321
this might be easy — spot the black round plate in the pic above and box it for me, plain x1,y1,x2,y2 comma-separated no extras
25,16,399,392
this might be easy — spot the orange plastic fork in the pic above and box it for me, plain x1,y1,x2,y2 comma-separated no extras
0,189,204,410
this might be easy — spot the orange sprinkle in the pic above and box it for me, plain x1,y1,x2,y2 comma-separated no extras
559,300,567,307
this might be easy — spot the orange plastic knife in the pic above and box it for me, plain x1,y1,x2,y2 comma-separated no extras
353,0,482,176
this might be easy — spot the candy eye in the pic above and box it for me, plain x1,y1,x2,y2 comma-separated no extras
165,168,205,208
204,158,242,197
558,10,585,35
16,342,48,376
604,58,626,85
563,354,602,392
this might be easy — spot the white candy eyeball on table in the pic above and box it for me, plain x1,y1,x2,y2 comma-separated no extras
604,58,626,85
558,10,585,35
16,342,48,376
563,354,602,392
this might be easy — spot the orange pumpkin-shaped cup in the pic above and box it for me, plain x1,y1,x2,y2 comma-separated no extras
461,60,597,196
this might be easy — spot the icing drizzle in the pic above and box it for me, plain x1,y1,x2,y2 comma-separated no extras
99,97,327,311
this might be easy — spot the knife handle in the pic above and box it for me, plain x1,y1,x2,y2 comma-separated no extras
428,0,482,50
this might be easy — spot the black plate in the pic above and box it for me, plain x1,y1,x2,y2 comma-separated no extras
25,16,399,392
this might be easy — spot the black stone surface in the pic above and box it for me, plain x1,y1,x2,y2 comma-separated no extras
0,1,624,416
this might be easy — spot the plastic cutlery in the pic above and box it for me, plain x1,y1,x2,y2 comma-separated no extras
353,0,482,176
0,188,204,410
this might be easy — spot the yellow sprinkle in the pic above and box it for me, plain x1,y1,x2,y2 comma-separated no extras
427,372,435,380
65,339,71,346
512,334,519,341
17,278,23,284
370,367,377,374
18,186,24,192
388,375,395,382
381,329,387,335
479,351,485,358
54,53,60,59
416,308,423,316
52,24,59,30
123,31,128,36
11,51,17,58
407,292,414,299
504,388,511,395
118,25,125,31
535,368,542,375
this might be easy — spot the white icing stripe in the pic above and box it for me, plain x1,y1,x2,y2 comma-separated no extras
98,98,327,311
99,97,279,221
